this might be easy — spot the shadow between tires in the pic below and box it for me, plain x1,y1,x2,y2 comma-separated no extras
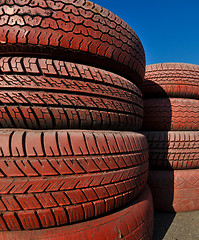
141,80,175,239
152,211,176,240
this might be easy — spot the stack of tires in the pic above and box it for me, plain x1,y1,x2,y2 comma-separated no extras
142,63,199,212
0,0,154,239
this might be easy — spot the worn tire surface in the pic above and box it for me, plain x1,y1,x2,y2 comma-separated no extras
142,131,199,170
0,57,143,130
142,63,199,99
0,129,149,230
148,169,199,212
0,0,145,86
0,186,154,240
143,98,199,131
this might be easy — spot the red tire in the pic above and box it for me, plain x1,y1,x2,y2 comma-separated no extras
0,1,145,86
142,131,199,170
142,63,199,99
148,169,199,212
0,186,154,240
0,57,143,130
0,129,149,230
143,98,199,131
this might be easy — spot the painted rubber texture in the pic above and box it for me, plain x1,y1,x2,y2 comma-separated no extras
0,186,154,240
142,63,199,99
143,98,199,131
0,57,143,130
0,129,149,231
142,131,199,170
0,0,145,86
148,169,199,212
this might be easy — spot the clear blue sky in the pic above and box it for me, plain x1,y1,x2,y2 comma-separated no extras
92,0,199,66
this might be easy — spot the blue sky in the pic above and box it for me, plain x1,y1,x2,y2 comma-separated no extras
92,0,199,66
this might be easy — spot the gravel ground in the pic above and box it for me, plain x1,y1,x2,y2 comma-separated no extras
153,211,199,240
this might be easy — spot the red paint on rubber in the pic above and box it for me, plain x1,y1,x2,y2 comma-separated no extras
0,129,149,230
142,131,199,170
0,0,145,86
148,169,199,212
143,98,199,131
0,186,154,240
142,63,199,99
0,57,143,130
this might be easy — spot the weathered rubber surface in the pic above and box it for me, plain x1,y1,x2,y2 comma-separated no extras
148,169,199,212
0,129,149,230
0,57,143,130
142,131,199,170
142,63,199,99
0,0,145,86
0,186,154,240
143,98,199,131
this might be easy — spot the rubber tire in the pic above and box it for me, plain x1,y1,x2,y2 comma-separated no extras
0,57,143,130
0,0,145,86
142,131,199,170
0,129,149,230
148,169,199,212
0,186,154,240
142,63,199,99
143,98,199,131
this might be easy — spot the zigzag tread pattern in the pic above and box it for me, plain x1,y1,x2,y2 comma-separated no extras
0,186,154,239
142,131,199,169
142,63,199,98
0,173,148,230
0,57,143,130
0,0,145,85
148,169,199,212
143,98,199,131
0,150,148,177
0,130,149,229
0,164,149,194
